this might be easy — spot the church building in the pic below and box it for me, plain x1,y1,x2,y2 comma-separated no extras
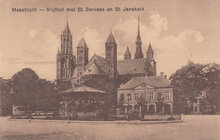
56,17,156,86
56,17,167,119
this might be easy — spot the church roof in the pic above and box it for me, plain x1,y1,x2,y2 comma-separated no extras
63,22,71,34
60,85,107,95
86,54,108,72
85,55,153,77
118,76,172,90
124,46,131,56
83,63,106,76
106,32,116,44
77,37,87,47
117,58,148,75
147,43,153,53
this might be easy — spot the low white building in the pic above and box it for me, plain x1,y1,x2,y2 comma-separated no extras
117,76,173,116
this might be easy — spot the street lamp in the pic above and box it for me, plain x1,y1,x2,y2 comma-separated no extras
9,89,15,117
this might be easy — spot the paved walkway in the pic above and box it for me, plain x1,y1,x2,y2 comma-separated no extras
8,118,183,124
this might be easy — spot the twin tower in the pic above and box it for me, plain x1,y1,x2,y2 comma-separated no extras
56,17,155,81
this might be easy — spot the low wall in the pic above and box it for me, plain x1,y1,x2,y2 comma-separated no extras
143,114,181,120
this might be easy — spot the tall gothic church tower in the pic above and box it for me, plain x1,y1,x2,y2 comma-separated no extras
105,31,117,79
76,37,89,76
57,22,76,80
146,43,156,76
134,17,144,59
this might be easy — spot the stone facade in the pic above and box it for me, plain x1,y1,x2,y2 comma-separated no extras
56,18,156,88
117,76,173,115
76,37,89,77
56,22,76,82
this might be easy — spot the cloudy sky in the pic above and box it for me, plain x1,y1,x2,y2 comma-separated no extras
0,0,220,80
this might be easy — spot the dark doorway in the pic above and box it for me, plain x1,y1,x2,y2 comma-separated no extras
164,104,171,114
149,105,155,114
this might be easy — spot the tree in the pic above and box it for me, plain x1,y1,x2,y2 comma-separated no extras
137,95,147,119
0,78,13,115
11,68,59,114
35,79,59,111
156,92,165,114
170,61,220,114
11,68,39,113
118,95,125,108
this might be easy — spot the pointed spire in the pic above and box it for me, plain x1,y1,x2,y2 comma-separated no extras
77,37,87,47
147,42,154,59
126,46,130,53
147,43,153,53
63,21,71,34
124,46,131,60
106,31,116,44
136,16,141,43
135,16,143,59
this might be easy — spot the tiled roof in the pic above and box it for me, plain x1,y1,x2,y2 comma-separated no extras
77,37,87,47
86,54,108,72
83,63,106,76
117,58,148,75
118,76,172,90
106,32,116,44
86,55,151,76
60,85,107,95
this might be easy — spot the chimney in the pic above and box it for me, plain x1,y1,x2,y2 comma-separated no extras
164,75,167,80
160,72,164,77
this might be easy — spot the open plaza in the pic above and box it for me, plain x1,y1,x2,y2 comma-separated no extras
0,115,219,140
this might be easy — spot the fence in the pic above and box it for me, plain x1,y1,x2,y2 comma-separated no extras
143,114,181,120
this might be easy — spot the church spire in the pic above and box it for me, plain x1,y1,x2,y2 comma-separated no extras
147,42,154,60
63,21,71,34
105,31,117,79
137,16,141,42
124,46,131,60
77,37,87,47
106,31,116,44
134,16,143,59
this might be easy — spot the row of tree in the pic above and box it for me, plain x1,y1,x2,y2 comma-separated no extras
1,68,59,115
1,61,219,116
170,61,220,114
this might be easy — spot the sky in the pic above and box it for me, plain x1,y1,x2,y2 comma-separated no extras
0,0,220,81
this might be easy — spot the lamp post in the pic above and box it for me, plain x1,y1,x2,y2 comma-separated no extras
9,89,15,117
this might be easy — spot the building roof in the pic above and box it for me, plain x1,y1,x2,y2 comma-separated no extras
106,32,116,44
77,37,87,47
86,54,108,72
118,76,172,90
83,63,106,76
147,43,154,55
86,55,152,76
117,58,148,75
59,85,107,95
124,46,131,57
63,21,71,34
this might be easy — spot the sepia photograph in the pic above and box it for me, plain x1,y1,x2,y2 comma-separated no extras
0,0,220,139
